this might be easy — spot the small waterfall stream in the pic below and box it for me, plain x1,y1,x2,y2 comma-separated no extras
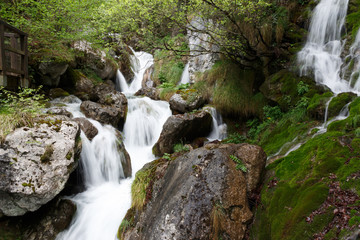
179,62,190,85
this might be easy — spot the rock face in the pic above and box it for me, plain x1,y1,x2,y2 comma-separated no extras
73,117,98,141
152,111,212,156
115,130,132,178
121,143,266,240
74,40,117,80
169,92,205,113
46,107,73,118
37,62,69,87
0,117,81,216
187,17,220,83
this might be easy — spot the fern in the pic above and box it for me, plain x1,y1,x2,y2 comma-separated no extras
229,155,247,173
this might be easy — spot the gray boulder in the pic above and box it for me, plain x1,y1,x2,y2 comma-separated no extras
47,107,73,118
121,143,266,240
169,92,205,113
135,65,160,100
0,117,81,216
152,111,212,156
115,130,132,178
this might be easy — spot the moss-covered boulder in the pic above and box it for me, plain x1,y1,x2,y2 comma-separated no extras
306,92,334,120
48,88,70,99
328,92,357,119
169,90,205,114
260,69,321,111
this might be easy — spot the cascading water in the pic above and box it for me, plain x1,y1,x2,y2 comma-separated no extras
205,106,228,141
117,48,154,94
57,50,171,240
298,0,352,93
179,63,190,85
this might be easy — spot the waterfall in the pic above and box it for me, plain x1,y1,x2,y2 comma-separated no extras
179,63,190,85
205,106,227,141
116,70,129,93
298,0,351,93
57,52,171,240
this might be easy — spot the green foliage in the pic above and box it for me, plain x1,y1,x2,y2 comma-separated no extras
263,105,283,120
173,143,189,153
224,132,247,144
229,155,247,173
162,153,171,161
297,81,309,96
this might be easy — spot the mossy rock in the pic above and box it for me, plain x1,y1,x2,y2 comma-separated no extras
306,92,333,120
260,69,320,111
328,92,357,119
48,88,70,99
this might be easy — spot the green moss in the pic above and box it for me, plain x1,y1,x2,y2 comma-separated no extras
306,92,333,120
347,0,360,40
40,145,54,163
153,49,185,86
66,151,73,160
328,92,356,118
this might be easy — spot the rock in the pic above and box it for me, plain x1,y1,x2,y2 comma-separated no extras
47,107,73,118
328,92,356,119
75,73,94,94
22,199,76,240
80,101,126,129
135,65,160,100
235,144,267,193
307,92,334,120
0,118,81,216
115,130,132,178
121,143,266,240
187,17,220,83
73,118,98,141
73,41,117,80
48,88,70,99
152,111,212,156
37,61,69,87
169,91,205,113
91,82,116,102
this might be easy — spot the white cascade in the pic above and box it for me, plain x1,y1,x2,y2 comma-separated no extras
116,69,129,93
57,51,171,240
298,0,351,93
179,62,190,85
205,106,228,141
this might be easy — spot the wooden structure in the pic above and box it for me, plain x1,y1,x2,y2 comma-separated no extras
0,19,29,89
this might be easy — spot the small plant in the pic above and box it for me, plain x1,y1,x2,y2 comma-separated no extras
173,143,189,153
297,81,309,96
176,83,190,90
162,153,171,161
229,155,247,173
263,105,283,121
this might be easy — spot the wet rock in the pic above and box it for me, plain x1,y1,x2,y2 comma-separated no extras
152,111,212,156
328,92,356,119
235,144,267,193
73,118,98,141
169,92,205,113
47,107,73,118
22,199,76,240
75,74,94,95
80,85,127,129
135,65,160,100
0,118,81,216
122,143,266,240
115,130,132,178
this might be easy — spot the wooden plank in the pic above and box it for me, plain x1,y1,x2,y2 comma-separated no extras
0,23,6,75
4,46,25,55
0,19,28,36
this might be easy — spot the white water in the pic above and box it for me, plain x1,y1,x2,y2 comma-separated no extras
298,0,353,93
205,106,228,141
179,63,190,85
57,52,171,240
117,48,154,94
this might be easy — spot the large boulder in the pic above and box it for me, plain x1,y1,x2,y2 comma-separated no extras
169,91,205,113
120,143,267,240
0,117,81,216
73,41,117,80
135,65,160,100
152,110,212,156
115,130,132,178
